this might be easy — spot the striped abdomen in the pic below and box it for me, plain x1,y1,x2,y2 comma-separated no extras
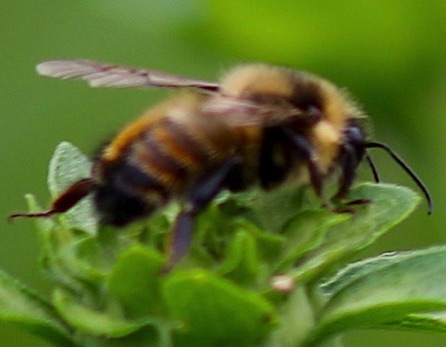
92,93,244,226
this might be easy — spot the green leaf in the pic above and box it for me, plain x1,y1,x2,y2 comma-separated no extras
242,185,307,233
164,269,277,346
276,210,349,271
107,246,165,317
0,269,74,346
55,235,113,286
25,192,106,291
193,200,284,265
218,229,262,286
53,289,156,338
307,245,446,345
380,310,446,333
48,141,97,235
321,250,413,297
290,183,420,282
266,286,317,347
232,218,285,263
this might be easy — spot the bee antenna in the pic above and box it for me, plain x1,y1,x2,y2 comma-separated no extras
365,142,433,215
364,153,380,183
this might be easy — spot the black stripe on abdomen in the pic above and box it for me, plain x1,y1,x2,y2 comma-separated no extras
94,159,170,227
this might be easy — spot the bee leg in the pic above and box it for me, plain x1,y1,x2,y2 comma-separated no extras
333,122,368,208
332,154,367,213
8,178,95,221
333,143,360,201
285,130,323,199
334,154,372,212
166,156,243,269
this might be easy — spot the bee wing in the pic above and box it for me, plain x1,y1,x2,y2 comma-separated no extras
203,96,308,127
36,60,220,92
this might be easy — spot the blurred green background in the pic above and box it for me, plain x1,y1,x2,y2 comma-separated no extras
1,1,445,346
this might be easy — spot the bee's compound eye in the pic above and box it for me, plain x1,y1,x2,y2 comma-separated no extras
345,122,365,146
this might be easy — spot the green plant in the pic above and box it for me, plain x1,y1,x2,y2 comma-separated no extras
2,142,445,347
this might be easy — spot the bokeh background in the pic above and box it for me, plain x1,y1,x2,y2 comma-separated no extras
1,1,445,346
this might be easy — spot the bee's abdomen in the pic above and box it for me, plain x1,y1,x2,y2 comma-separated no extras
94,104,239,227
130,117,212,191
93,161,165,226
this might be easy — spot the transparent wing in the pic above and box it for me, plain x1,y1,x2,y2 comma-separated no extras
203,96,310,128
36,60,220,92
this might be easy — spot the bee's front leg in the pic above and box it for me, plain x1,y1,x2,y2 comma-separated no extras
285,129,324,200
333,122,366,202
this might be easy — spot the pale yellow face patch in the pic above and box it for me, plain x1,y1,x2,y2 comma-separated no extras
311,120,341,172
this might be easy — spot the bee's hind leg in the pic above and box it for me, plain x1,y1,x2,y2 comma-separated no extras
165,156,243,270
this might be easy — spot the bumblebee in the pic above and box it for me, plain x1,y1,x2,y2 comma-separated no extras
10,60,433,265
